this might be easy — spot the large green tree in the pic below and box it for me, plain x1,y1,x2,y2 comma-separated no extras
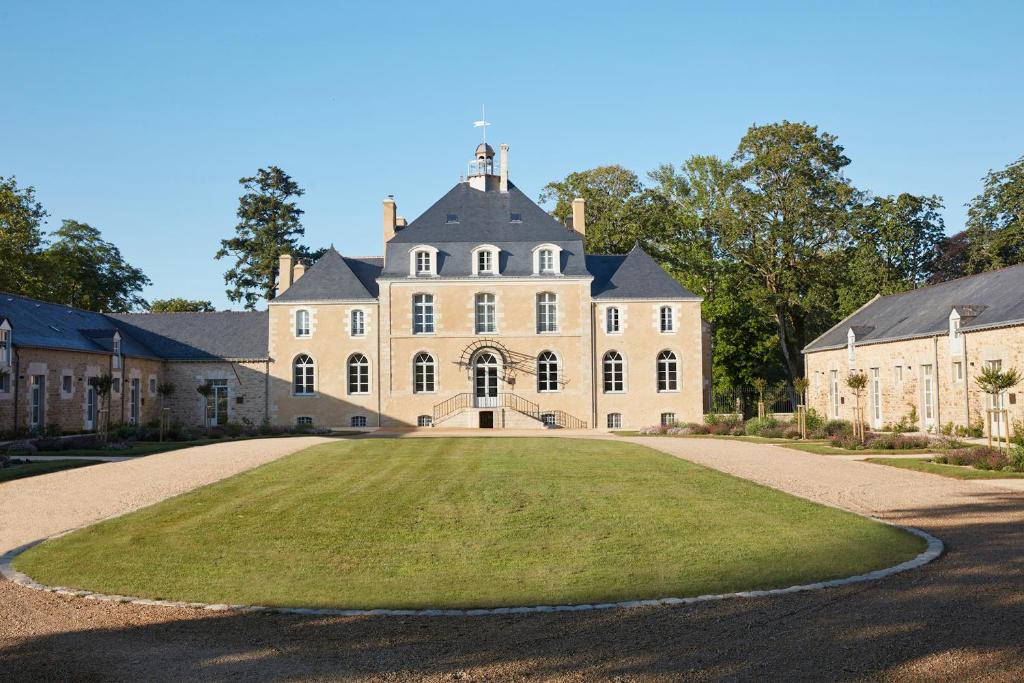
215,166,309,310
963,154,1024,273
148,298,215,312
0,176,48,297
43,220,151,312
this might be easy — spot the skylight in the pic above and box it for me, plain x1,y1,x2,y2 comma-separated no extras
445,213,458,224
510,213,522,223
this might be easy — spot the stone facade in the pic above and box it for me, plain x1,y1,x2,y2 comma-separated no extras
805,323,1024,434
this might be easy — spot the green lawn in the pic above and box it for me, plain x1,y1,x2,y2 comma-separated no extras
15,438,925,610
866,457,1024,480
0,459,103,483
30,432,362,459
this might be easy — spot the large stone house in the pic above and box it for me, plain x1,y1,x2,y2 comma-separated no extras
0,142,705,433
803,264,1024,435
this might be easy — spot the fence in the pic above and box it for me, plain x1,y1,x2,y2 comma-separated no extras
704,386,796,419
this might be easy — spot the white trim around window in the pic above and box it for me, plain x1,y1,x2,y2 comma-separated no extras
409,245,439,277
531,243,563,275
471,244,500,276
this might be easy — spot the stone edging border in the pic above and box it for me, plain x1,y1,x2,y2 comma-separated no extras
0,523,942,618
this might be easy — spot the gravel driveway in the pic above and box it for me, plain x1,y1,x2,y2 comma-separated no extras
3,435,1024,681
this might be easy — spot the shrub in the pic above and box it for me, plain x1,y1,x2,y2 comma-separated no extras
224,422,245,438
936,447,1008,470
1010,445,1024,472
783,427,802,440
829,433,866,450
705,413,742,427
744,416,780,437
804,408,825,433
814,419,853,439
867,433,931,450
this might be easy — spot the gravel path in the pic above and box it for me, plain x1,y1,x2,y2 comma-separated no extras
2,435,1024,681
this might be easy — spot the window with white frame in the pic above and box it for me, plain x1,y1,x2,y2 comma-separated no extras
351,309,366,337
351,415,367,427
536,292,557,333
475,293,496,334
112,334,121,369
413,294,434,334
112,377,121,393
607,413,622,429
953,361,963,382
606,307,620,333
414,250,432,275
659,306,674,333
847,328,856,362
541,412,556,426
295,309,311,337
149,377,157,394
661,412,676,426
894,365,903,383
414,352,436,393
296,416,313,426
293,354,315,395
0,371,9,392
417,414,433,427
113,336,121,356
537,351,559,392
532,244,561,275
603,351,624,392
657,350,679,392
473,246,498,275
830,370,840,418
61,374,73,394
0,327,10,366
348,353,370,394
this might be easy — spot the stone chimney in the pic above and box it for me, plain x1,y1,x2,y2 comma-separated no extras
293,261,305,281
572,197,586,236
499,144,509,193
396,216,407,230
383,196,397,265
278,253,294,294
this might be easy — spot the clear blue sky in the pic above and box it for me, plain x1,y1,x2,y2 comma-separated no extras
4,1,1022,310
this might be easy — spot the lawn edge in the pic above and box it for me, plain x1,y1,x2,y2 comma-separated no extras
0,522,943,618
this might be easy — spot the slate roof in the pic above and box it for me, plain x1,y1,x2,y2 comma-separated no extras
274,248,381,302
382,182,586,278
804,263,1024,352
107,311,269,360
587,245,698,300
0,291,269,361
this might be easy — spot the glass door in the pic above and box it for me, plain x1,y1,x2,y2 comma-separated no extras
208,379,229,426
85,383,97,430
474,353,499,408
987,360,1006,437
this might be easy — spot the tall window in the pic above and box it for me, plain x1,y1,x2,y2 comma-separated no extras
606,307,620,334
607,413,622,429
351,309,366,337
537,351,559,392
414,352,436,393
348,353,370,394
830,370,840,418
922,364,934,422
538,249,555,274
603,351,624,392
295,309,311,337
656,350,678,392
536,292,557,333
659,306,674,332
112,335,122,368
413,294,434,334
0,328,10,365
475,293,496,334
415,250,432,275
477,249,494,275
293,354,315,395
870,367,881,425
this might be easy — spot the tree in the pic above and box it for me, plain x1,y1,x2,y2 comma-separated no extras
0,176,48,297
929,230,972,284
42,220,150,312
720,121,859,392
963,154,1024,273
149,298,215,312
215,166,309,310
848,193,945,290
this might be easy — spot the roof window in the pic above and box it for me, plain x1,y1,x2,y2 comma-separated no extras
510,213,522,223
446,213,459,224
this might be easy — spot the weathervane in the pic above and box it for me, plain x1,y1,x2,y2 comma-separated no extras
473,105,490,143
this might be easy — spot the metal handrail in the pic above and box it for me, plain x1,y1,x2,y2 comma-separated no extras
432,391,587,429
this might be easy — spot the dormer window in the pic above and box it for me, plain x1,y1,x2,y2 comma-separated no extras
532,244,562,275
471,245,499,276
0,321,10,366
112,332,122,369
510,213,522,223
847,328,856,362
409,245,438,277
949,309,964,355
112,337,121,356
445,213,459,224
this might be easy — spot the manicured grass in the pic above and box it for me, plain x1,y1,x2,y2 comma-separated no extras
0,459,103,483
15,438,925,610
866,457,1024,480
780,442,937,456
614,431,814,445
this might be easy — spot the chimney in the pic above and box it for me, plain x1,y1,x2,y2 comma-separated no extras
383,196,397,265
572,197,586,236
396,216,407,230
499,144,509,193
293,261,305,281
278,253,294,294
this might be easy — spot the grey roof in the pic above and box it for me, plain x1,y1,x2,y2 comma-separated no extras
587,246,698,300
108,311,269,360
275,248,381,302
804,263,1024,352
0,293,158,357
382,182,587,278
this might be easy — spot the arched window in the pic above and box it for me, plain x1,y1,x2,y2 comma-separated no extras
414,352,436,393
538,249,555,274
413,294,434,334
348,353,370,394
657,350,679,392
606,306,620,334
537,351,559,392
293,354,315,395
295,309,311,337
659,306,674,333
531,244,562,275
473,245,499,275
536,292,557,333
475,293,496,334
351,309,365,337
603,351,624,393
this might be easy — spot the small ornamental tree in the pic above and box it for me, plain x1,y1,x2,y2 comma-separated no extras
753,377,767,418
975,366,1022,449
157,382,176,441
91,374,114,441
794,377,810,438
846,371,869,441
196,383,214,427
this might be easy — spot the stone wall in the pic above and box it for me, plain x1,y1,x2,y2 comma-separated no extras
160,361,270,428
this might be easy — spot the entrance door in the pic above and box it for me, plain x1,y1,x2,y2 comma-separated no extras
987,360,1007,437
479,410,494,428
85,383,97,430
29,375,45,429
208,379,229,426
474,352,499,408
